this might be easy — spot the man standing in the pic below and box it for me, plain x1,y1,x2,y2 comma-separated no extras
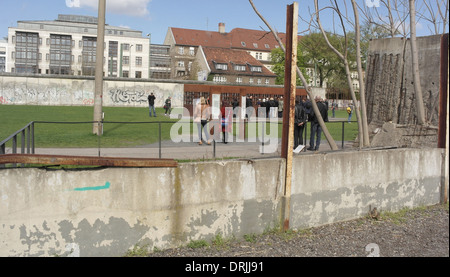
278,97,284,118
164,96,172,116
307,96,328,151
148,92,156,117
294,100,307,150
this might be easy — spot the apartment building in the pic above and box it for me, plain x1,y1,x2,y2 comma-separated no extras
164,23,289,81
0,40,7,72
6,14,150,78
196,46,276,85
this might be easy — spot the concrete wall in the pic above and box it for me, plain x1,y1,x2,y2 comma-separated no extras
0,74,184,107
0,148,445,257
365,34,447,148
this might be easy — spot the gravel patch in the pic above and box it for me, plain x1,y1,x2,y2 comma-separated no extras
148,204,449,257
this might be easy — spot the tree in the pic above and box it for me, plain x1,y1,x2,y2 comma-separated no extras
271,46,309,86
299,32,350,88
249,0,339,151
314,0,368,148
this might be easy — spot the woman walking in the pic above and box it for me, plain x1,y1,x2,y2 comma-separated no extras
194,97,211,145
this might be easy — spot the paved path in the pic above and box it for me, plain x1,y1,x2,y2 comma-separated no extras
5,117,355,160
31,138,355,160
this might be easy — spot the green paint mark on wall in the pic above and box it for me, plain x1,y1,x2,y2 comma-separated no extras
73,182,111,191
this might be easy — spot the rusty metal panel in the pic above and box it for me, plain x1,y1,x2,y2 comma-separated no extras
0,154,178,168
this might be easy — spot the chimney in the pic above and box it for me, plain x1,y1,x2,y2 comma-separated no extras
218,22,225,34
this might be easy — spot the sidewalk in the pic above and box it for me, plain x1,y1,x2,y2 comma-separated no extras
31,138,355,161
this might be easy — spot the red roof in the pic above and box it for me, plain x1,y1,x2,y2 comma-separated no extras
201,47,276,76
169,27,298,51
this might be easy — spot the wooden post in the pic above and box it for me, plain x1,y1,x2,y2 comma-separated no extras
281,2,298,231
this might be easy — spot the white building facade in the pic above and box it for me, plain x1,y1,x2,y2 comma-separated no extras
0,40,7,72
6,14,150,78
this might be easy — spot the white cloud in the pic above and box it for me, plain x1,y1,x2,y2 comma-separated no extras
66,0,81,8
66,0,151,17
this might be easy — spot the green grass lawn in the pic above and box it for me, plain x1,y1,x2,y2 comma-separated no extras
1,105,358,148
0,105,178,148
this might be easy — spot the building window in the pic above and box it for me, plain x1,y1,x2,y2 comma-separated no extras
257,78,262,84
123,43,130,51
136,57,142,66
241,41,246,47
255,53,263,60
178,47,184,55
122,70,129,78
135,71,142,78
253,43,258,48
236,77,242,83
109,41,118,58
123,56,130,65
265,79,269,85
215,63,228,70
213,75,227,83
49,34,72,75
14,32,39,74
251,66,262,72
81,36,97,76
234,65,246,71
136,44,143,52
265,44,270,49
178,61,185,68
189,47,195,56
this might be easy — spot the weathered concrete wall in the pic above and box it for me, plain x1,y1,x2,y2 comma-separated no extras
365,34,447,148
366,35,443,126
290,148,443,229
0,74,184,107
0,148,445,257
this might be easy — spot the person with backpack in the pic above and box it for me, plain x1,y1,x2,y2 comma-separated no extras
347,104,353,123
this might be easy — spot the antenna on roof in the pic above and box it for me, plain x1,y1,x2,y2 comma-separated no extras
206,17,209,31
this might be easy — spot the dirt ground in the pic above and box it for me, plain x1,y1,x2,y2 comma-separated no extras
147,203,449,257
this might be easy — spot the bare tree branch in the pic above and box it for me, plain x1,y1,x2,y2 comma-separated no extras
248,0,338,151
314,0,364,149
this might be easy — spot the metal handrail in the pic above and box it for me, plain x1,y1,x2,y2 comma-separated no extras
1,119,354,167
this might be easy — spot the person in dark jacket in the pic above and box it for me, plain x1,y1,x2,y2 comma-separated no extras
294,100,307,150
232,98,239,118
307,96,328,151
148,93,156,117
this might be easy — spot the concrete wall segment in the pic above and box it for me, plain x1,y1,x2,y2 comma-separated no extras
0,148,444,256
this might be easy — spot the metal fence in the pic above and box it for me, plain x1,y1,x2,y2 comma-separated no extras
1,119,355,167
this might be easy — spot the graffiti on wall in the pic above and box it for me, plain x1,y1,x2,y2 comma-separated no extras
0,96,9,104
109,89,147,104
0,76,184,107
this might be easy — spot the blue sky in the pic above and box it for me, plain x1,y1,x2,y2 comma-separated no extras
1,0,446,44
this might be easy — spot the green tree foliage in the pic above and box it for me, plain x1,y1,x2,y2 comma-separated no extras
270,46,309,86
299,32,347,88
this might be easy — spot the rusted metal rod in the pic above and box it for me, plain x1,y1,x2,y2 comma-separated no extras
0,154,178,168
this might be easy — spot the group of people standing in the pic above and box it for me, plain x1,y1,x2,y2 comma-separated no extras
147,93,172,117
293,96,329,152
148,92,354,151
231,96,285,119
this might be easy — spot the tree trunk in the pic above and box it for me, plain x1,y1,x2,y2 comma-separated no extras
314,0,363,148
351,0,370,147
409,0,427,125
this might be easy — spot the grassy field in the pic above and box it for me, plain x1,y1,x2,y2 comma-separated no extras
0,105,358,148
